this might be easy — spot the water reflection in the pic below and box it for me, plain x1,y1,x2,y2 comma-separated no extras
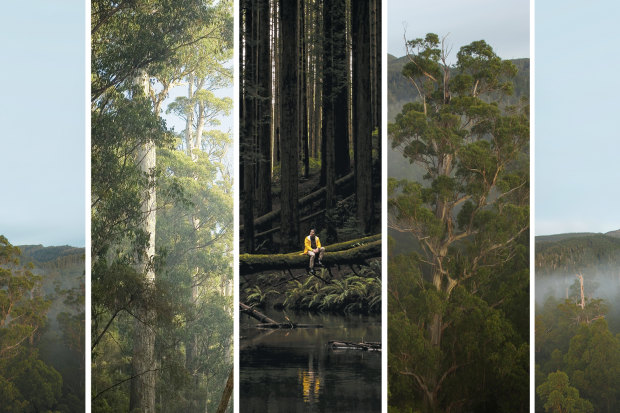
240,310,381,412
299,354,321,404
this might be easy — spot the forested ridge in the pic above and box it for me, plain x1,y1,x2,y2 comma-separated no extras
536,231,620,275
536,231,620,412
0,237,84,412
91,1,234,412
387,34,530,412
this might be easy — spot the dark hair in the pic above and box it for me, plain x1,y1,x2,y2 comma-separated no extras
310,227,316,232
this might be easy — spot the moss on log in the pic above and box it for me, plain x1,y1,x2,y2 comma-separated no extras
239,234,381,274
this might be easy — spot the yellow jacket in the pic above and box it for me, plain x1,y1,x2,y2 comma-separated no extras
303,235,321,254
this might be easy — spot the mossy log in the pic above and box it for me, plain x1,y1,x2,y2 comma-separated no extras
240,172,354,233
239,234,381,275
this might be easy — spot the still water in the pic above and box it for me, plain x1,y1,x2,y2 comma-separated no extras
240,311,381,413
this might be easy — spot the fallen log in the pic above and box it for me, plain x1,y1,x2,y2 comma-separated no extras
256,323,324,329
328,340,381,351
239,235,381,275
239,302,279,324
240,303,324,329
240,172,354,233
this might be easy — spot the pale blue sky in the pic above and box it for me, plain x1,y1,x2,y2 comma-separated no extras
387,0,530,60
0,1,85,247
535,2,620,235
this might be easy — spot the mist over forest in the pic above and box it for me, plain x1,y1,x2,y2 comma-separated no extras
1,238,84,412
536,231,620,412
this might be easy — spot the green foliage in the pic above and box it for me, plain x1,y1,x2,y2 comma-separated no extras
536,371,593,413
0,236,73,412
282,268,381,314
245,286,279,308
536,296,620,412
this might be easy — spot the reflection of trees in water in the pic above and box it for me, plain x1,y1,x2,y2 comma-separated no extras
298,354,322,404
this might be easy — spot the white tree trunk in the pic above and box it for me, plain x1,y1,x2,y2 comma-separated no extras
186,73,195,158
130,70,157,413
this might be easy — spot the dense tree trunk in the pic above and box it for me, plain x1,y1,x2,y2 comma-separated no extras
352,0,372,234
242,0,256,253
257,0,272,217
130,70,157,413
301,0,310,179
332,0,349,178
279,0,300,252
321,0,335,203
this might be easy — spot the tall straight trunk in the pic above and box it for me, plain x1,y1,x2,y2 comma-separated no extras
274,0,281,164
130,70,157,413
257,0,272,216
194,99,206,156
332,0,349,178
369,0,377,130
313,0,322,160
352,0,372,234
301,0,309,179
320,0,333,187
242,0,255,252
346,0,353,159
186,73,195,157
271,0,277,175
307,1,315,165
375,0,381,168
279,0,300,251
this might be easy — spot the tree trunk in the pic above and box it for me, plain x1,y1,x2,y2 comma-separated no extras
215,368,233,413
186,73,195,158
301,0,310,179
279,0,300,252
352,0,372,234
332,0,350,178
242,0,256,253
130,70,157,413
257,0,272,217
321,0,335,201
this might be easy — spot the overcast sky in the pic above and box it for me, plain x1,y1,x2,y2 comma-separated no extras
387,0,530,60
0,1,85,247
535,1,620,235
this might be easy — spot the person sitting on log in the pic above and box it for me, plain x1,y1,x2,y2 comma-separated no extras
303,228,325,274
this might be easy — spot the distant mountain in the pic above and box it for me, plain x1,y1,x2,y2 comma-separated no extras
535,232,599,244
605,229,620,238
18,244,84,268
535,231,620,276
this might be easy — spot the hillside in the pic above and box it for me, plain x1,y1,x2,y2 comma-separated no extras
535,232,620,276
